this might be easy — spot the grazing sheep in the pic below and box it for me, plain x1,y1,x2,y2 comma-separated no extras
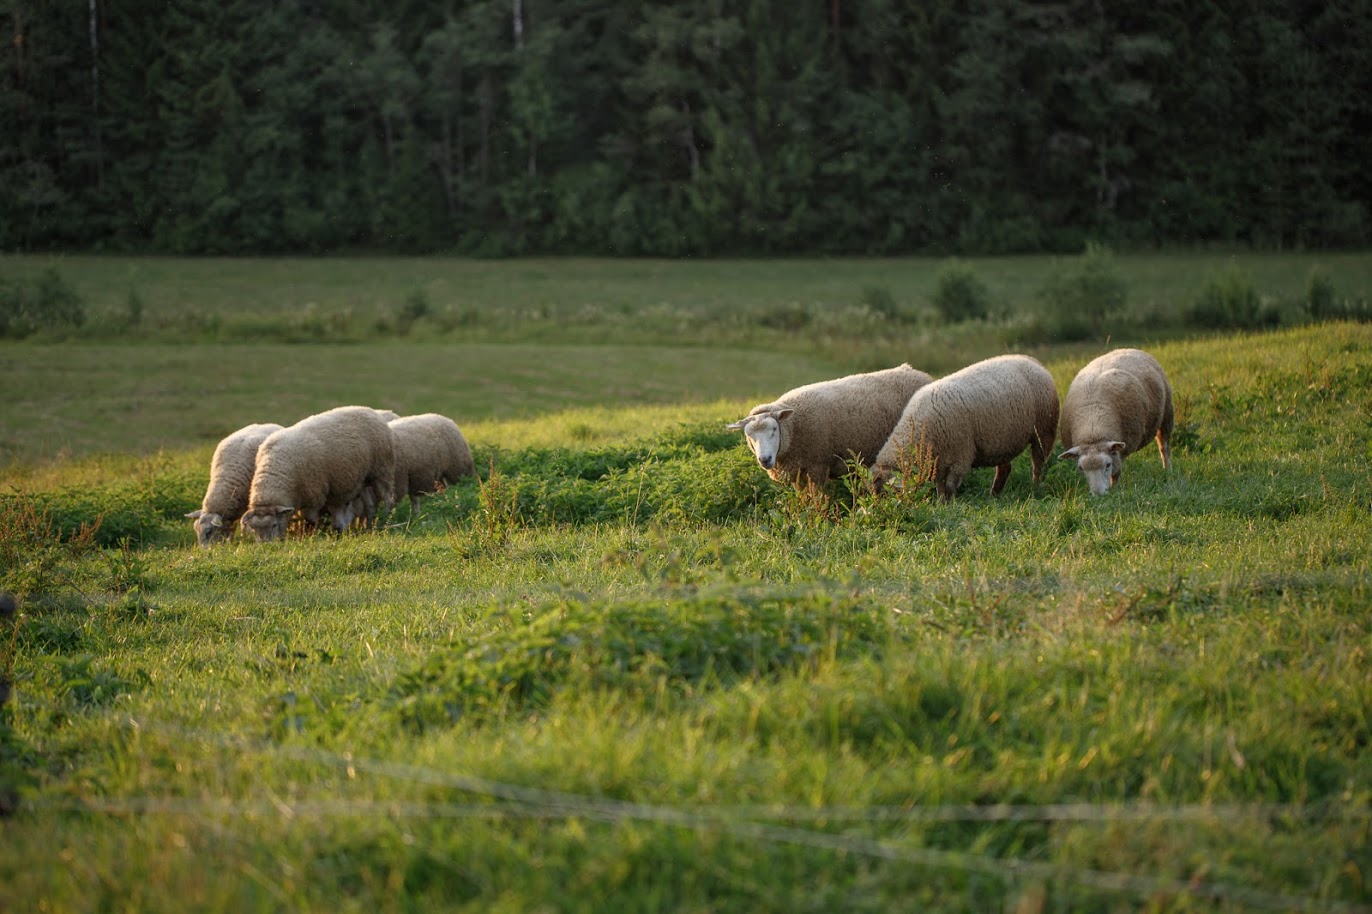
240,406,397,542
186,422,284,547
329,408,416,530
726,364,935,488
872,354,1059,501
1058,348,1174,495
387,413,476,515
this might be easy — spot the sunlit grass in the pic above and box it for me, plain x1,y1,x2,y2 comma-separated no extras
1,315,1369,912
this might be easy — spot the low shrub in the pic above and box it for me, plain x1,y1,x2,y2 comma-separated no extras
931,261,991,323
0,268,87,339
1033,242,1127,341
1304,268,1372,323
1188,262,1279,330
858,285,910,323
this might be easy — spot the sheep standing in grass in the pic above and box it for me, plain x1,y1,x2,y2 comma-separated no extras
872,354,1059,501
386,413,476,515
186,422,284,546
331,407,412,529
726,364,935,488
1058,348,1174,495
240,406,397,542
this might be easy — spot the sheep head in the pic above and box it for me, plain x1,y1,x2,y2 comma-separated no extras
185,509,231,547
726,407,794,471
240,505,295,542
1059,442,1125,495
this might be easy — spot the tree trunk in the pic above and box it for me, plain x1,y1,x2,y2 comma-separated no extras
89,0,103,185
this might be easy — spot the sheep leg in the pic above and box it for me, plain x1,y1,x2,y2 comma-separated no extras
938,468,965,502
991,463,1012,495
1029,431,1049,483
1158,396,1175,470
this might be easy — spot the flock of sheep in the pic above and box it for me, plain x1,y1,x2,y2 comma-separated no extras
186,407,474,546
726,347,1174,501
188,347,1172,546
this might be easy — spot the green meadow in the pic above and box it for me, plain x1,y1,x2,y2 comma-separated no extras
1,255,1370,913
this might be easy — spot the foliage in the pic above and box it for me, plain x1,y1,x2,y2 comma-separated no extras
0,501,101,608
931,261,992,323
0,269,86,339
2,2,1369,255
1031,243,1128,341
1187,262,1276,330
1305,267,1372,323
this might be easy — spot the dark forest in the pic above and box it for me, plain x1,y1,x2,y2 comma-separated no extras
3,0,1369,255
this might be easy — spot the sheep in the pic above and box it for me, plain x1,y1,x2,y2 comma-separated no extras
185,422,284,547
1058,348,1174,495
329,407,409,530
387,413,476,515
239,406,397,542
872,354,1059,501
726,364,935,488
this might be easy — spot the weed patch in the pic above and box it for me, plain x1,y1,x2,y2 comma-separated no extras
390,590,896,731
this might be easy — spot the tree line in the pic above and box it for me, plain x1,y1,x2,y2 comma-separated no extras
3,0,1369,256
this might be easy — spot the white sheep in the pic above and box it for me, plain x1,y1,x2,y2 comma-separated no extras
240,406,397,542
872,354,1060,501
1058,348,1174,495
387,413,476,515
726,364,935,488
185,422,284,546
332,407,410,530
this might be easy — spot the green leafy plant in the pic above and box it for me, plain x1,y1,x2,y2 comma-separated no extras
0,268,87,339
1188,262,1275,330
858,285,908,322
931,261,991,323
0,500,101,609
1034,242,1127,341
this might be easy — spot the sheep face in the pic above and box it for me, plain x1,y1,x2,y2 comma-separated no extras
726,408,793,471
185,509,231,547
1060,442,1125,495
240,505,295,542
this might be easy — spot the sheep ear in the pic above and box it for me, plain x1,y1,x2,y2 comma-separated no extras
209,515,224,528
272,505,295,517
185,509,203,519
1058,447,1080,461
775,408,795,421
725,419,746,431
1107,441,1126,454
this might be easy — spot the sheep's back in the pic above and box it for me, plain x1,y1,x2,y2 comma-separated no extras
779,364,934,463
1061,350,1169,453
389,414,470,492
884,356,1056,468
251,408,393,511
203,423,283,517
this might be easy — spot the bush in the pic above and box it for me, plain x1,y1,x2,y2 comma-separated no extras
1306,268,1337,321
0,268,87,339
1305,268,1372,323
1188,262,1277,330
931,261,991,323
858,285,908,322
1033,242,1127,341
394,288,432,336
754,302,812,331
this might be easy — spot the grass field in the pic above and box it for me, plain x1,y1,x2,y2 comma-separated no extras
1,255,1370,913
